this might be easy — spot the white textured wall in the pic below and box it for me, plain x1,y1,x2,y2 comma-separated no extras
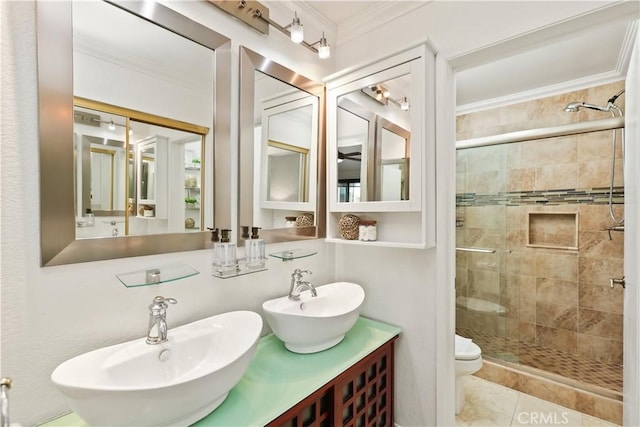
0,2,334,425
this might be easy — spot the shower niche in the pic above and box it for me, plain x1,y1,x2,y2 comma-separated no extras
526,212,578,250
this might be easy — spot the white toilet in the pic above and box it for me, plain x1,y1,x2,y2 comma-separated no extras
455,334,482,415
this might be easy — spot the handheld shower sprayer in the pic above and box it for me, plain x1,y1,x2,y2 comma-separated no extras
563,89,625,227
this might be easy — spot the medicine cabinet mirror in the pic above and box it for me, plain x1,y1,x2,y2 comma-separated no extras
239,46,325,243
325,43,436,248
37,1,231,266
327,50,424,212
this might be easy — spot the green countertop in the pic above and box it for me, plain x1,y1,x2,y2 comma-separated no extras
43,316,401,427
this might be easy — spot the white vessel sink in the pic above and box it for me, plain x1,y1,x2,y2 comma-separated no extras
51,310,262,426
263,282,365,353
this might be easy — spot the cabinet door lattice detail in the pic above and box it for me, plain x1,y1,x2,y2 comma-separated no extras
334,342,393,427
267,339,395,427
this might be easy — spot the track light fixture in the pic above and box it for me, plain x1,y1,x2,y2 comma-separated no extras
287,11,304,43
312,32,331,59
244,5,331,59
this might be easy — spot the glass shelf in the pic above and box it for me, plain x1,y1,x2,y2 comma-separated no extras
116,264,199,288
269,248,318,261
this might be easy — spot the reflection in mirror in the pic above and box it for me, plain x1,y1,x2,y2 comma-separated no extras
72,99,207,239
37,1,230,265
265,140,309,203
337,99,375,202
335,71,411,203
376,117,410,201
259,95,317,217
239,46,325,243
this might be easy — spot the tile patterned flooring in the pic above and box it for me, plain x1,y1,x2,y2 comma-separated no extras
456,328,623,395
456,376,618,427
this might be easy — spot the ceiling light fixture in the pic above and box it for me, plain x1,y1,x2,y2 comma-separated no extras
400,97,410,111
108,120,116,131
287,12,304,43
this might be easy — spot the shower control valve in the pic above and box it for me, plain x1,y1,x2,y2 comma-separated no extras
610,276,625,289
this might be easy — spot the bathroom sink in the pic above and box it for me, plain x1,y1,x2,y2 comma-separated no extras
51,311,262,426
262,282,365,353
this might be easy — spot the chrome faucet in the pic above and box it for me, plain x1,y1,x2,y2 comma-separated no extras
288,269,317,301
146,296,177,345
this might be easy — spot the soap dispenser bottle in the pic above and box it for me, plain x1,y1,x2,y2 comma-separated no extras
246,227,265,269
213,228,237,273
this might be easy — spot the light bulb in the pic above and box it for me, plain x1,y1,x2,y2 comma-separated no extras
318,32,330,59
108,121,116,131
290,12,303,43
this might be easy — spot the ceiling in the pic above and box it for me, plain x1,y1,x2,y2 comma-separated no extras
291,1,638,112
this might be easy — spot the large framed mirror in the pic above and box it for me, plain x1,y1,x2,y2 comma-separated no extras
37,1,231,266
239,46,325,243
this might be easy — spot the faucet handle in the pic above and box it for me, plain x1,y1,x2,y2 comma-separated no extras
150,296,177,309
292,269,312,276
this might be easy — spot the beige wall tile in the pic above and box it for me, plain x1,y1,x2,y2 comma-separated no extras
534,136,578,166
577,333,623,364
536,301,577,331
536,278,578,307
535,164,578,190
578,205,623,231
578,282,624,315
579,231,623,259
578,308,623,341
536,325,577,353
578,159,624,189
578,130,622,162
578,257,624,285
520,322,537,343
535,252,578,281
520,298,536,323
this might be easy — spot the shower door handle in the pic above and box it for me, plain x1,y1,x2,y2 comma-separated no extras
610,276,625,289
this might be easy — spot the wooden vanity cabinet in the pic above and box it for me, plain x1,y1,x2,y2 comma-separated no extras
268,337,396,427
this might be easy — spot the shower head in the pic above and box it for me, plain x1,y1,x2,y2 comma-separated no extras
563,101,611,113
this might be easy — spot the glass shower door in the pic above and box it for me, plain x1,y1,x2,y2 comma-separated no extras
455,143,520,364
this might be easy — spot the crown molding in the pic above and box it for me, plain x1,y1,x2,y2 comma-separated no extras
336,2,430,47
616,19,639,75
456,71,626,115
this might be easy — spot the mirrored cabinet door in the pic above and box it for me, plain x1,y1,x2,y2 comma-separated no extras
238,46,325,244
325,43,436,248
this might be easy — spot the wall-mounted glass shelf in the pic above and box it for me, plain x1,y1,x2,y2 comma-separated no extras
269,249,318,261
116,264,199,288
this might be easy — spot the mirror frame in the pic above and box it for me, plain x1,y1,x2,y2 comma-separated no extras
239,46,326,244
37,0,231,266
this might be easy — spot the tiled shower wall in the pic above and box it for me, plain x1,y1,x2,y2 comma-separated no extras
455,81,625,379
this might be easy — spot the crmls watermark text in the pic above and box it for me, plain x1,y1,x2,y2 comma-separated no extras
516,411,571,425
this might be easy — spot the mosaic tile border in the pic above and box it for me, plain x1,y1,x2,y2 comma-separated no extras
456,187,624,207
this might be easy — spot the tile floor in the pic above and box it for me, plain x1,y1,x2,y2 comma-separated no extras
456,328,623,394
456,376,618,427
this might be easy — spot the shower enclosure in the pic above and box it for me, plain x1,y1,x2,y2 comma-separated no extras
455,82,626,400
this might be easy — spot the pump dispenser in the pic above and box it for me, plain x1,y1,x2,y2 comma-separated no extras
213,228,237,273
246,226,265,269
